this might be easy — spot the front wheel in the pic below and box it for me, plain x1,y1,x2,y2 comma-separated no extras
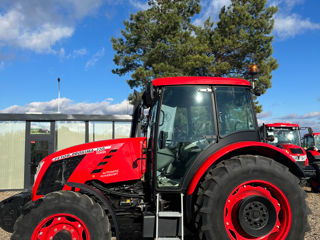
310,161,320,193
195,155,308,240
11,191,111,240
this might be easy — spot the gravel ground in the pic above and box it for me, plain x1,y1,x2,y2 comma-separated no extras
1,190,320,240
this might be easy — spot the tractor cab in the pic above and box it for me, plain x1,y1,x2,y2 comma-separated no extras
303,131,320,152
302,129,320,192
138,77,258,190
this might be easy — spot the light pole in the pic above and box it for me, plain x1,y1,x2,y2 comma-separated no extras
57,77,61,113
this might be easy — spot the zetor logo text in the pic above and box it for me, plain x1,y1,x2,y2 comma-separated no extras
52,146,111,161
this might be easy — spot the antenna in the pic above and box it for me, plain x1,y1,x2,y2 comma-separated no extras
57,77,61,113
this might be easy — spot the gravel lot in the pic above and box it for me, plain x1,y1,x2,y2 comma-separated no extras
1,189,320,240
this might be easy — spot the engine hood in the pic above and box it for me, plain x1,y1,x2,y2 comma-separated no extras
32,137,146,201
277,143,306,156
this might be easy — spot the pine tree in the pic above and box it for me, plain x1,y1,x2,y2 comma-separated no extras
202,0,278,112
112,0,278,112
112,0,214,89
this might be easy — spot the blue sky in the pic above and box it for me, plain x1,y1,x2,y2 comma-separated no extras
0,0,319,131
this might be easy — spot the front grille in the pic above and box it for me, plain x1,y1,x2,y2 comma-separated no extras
290,148,304,154
296,161,305,169
37,155,84,195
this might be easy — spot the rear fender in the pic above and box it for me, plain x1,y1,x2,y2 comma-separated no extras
187,141,304,195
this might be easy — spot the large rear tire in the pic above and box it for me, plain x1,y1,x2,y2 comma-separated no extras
11,191,111,240
195,155,308,240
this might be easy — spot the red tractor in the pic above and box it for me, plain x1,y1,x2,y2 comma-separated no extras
302,129,320,192
260,123,309,172
0,77,309,240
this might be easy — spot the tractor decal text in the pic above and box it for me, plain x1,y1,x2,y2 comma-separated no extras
52,146,111,161
101,169,119,178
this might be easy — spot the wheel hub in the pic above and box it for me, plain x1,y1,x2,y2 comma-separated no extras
238,196,277,237
32,214,89,240
53,230,72,240
224,181,291,240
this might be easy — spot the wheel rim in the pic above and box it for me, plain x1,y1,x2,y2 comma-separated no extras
32,213,90,240
224,180,291,240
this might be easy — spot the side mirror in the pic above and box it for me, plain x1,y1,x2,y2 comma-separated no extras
253,87,262,96
307,146,317,151
266,135,275,142
142,82,155,108
308,127,314,135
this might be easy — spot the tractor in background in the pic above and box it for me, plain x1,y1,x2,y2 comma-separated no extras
302,129,320,192
260,123,309,172
0,77,309,240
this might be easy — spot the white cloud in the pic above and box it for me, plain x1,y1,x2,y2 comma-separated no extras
274,14,320,39
257,112,272,118
279,112,320,120
85,48,105,70
73,48,88,57
0,97,133,115
193,0,320,40
59,48,88,59
258,111,320,132
0,0,102,53
129,0,150,10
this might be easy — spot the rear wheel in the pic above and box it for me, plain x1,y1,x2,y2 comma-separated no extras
11,191,111,240
195,155,308,240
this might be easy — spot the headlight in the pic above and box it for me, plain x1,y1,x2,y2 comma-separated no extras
300,155,307,161
291,155,307,162
34,161,44,184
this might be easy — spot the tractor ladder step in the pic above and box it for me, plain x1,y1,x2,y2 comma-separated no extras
157,238,181,240
155,193,184,240
158,212,182,217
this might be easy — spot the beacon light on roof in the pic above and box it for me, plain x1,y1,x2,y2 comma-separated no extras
248,64,258,76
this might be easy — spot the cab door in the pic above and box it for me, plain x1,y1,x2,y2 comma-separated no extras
155,86,216,189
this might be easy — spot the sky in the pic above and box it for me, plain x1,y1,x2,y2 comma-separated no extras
0,0,319,131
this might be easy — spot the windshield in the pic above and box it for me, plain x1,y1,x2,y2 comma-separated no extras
215,87,256,137
315,135,320,149
267,128,301,146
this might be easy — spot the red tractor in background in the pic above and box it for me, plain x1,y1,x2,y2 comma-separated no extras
302,129,320,192
0,77,309,240
260,123,309,172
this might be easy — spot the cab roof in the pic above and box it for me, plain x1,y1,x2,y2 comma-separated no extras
152,76,250,87
266,123,300,128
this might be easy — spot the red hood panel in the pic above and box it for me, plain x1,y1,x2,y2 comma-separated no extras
32,137,146,200
278,143,306,155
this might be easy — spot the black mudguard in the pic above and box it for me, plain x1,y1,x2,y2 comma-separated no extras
0,191,31,233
